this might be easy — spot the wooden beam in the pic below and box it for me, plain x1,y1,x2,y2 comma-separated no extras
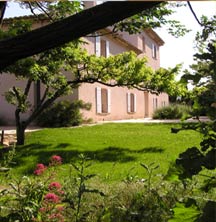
0,1,161,70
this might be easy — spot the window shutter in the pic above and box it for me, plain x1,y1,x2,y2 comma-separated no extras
95,36,101,57
106,41,110,57
107,89,111,113
127,93,131,112
96,87,102,113
134,93,137,112
152,43,157,59
152,43,155,58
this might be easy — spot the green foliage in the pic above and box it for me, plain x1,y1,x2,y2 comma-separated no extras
0,146,16,175
168,202,200,222
12,123,201,179
114,2,190,37
36,100,91,127
100,163,177,222
153,104,192,120
172,15,216,221
1,150,214,222
63,154,105,222
0,176,47,221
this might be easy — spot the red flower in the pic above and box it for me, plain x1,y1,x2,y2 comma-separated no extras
57,206,64,212
49,182,62,190
44,193,60,203
34,163,46,175
36,163,46,169
48,212,64,222
50,155,62,166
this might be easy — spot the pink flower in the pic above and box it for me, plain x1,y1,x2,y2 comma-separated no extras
57,206,64,212
44,193,60,203
48,213,64,221
36,163,46,169
49,182,62,190
50,155,62,166
33,163,46,175
39,207,47,212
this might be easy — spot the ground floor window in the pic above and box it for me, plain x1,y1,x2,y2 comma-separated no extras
162,101,166,107
127,92,136,113
96,87,111,114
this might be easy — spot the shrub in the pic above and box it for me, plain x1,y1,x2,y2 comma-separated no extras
0,116,7,126
153,104,192,120
36,100,92,127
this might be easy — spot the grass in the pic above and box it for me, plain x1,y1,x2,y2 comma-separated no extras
9,123,202,183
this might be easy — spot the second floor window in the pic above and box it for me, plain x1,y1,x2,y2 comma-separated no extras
95,36,110,57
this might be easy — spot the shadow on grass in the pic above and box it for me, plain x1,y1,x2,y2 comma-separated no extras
13,143,165,175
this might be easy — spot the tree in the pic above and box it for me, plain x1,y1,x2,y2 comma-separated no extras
0,1,160,70
0,1,189,71
1,1,188,145
169,15,216,221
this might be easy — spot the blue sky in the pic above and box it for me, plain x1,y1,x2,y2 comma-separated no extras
4,1,216,71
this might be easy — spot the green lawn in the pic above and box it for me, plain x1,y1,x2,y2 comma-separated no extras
11,123,202,183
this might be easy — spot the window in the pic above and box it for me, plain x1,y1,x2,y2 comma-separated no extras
96,87,111,114
101,39,110,57
95,36,101,56
152,43,157,59
95,36,110,57
153,98,158,110
162,101,166,107
127,93,136,113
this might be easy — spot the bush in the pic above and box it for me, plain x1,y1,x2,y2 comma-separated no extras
36,100,92,127
153,104,192,120
0,116,7,126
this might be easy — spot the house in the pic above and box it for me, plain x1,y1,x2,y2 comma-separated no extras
0,2,169,125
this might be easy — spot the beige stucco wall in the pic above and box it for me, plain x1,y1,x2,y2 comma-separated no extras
78,83,145,122
78,83,169,122
119,32,161,70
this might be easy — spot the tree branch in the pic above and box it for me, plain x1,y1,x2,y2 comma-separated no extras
24,79,32,97
0,1,6,26
0,1,161,70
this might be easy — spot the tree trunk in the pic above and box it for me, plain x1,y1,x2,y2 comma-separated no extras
16,123,26,145
15,108,26,145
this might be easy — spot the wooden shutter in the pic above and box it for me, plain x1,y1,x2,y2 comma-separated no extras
96,87,102,113
134,93,137,112
107,89,111,113
106,41,110,57
95,36,101,57
152,43,157,58
127,93,131,112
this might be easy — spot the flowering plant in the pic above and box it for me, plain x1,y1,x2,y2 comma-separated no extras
34,163,47,175
50,155,62,166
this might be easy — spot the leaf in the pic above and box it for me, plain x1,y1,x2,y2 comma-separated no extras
168,203,201,222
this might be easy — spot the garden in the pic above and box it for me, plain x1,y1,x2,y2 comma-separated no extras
0,123,215,222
